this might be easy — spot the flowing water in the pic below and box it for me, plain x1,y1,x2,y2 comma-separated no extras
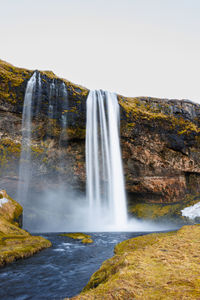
0,231,156,300
86,90,127,228
17,72,37,205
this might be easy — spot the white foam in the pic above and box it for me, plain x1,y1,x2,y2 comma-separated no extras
181,202,200,219
53,249,65,252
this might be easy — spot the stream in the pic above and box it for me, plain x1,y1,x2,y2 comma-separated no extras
0,231,155,299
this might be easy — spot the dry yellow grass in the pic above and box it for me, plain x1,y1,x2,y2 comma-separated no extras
0,190,51,267
70,225,200,300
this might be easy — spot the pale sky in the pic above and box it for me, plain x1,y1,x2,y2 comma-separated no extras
1,0,200,102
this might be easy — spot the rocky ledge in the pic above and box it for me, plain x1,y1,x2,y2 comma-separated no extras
0,190,51,267
69,224,200,299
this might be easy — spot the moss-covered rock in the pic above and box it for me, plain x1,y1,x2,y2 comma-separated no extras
60,233,93,244
0,190,22,226
128,194,200,223
81,238,93,244
70,225,200,299
0,190,51,267
0,59,32,107
60,232,91,239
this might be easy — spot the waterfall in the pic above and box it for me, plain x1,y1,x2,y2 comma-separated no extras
48,81,55,122
17,72,37,204
86,90,127,227
60,82,68,142
35,73,42,115
58,82,68,181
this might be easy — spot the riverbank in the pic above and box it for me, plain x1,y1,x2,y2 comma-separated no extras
71,224,200,299
0,190,51,267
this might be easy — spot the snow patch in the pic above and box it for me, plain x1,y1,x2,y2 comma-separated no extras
181,202,200,219
0,197,8,207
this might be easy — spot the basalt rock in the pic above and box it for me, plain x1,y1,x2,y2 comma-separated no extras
0,59,200,207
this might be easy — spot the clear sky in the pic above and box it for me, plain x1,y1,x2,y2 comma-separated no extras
1,0,200,102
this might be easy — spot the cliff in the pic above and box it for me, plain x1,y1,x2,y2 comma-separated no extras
0,190,51,266
1,59,200,217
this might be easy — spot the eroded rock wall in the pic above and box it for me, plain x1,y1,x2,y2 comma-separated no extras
1,59,200,205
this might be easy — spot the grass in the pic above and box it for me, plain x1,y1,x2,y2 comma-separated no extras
70,225,200,299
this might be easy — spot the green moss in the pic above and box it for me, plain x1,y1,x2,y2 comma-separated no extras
178,122,199,135
81,238,93,244
40,70,57,79
67,127,86,139
0,190,22,226
46,119,61,137
0,59,89,109
60,233,91,240
119,95,200,136
31,145,44,155
127,122,135,127
0,139,21,175
40,70,89,98
0,191,51,267
128,195,200,221
64,107,78,113
0,59,32,104
0,232,52,267
60,233,94,244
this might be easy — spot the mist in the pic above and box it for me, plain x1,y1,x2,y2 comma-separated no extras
19,184,177,233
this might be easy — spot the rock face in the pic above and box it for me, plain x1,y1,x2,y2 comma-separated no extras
119,96,200,205
0,190,51,267
0,59,200,208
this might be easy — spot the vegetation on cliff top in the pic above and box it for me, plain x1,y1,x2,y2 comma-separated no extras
0,59,32,104
71,224,200,300
119,95,200,136
0,59,88,107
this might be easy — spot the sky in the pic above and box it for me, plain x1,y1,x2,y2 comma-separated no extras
0,0,200,102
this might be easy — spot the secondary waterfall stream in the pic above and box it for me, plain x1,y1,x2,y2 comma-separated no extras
17,72,37,205
86,90,127,228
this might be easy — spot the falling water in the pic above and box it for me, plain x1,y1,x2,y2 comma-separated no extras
48,81,55,136
35,73,42,115
86,90,127,227
58,82,68,181
17,72,37,205
60,82,68,142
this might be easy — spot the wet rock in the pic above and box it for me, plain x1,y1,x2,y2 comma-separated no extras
1,59,200,205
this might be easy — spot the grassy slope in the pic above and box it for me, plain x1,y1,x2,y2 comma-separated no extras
70,225,200,299
0,190,51,267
